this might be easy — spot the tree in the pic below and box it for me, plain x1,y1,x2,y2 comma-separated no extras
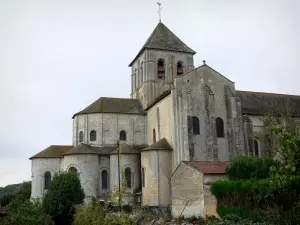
1,199,53,225
110,169,127,206
43,172,85,225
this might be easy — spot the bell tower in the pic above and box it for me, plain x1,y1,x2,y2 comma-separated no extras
129,22,196,109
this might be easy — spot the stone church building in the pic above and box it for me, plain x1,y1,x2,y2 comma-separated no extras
30,21,300,217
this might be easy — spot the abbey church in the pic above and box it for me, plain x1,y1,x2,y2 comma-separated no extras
30,21,300,218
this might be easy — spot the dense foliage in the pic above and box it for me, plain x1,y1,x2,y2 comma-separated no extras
0,199,53,225
73,200,134,225
225,156,278,180
0,183,22,199
43,172,85,225
0,182,31,207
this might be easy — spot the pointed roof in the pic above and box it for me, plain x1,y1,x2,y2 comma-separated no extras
72,97,145,119
142,138,172,151
129,22,196,66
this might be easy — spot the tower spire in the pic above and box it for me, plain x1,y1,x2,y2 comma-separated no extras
157,2,163,22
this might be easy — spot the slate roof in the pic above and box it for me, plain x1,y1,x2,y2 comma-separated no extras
236,90,300,116
142,138,173,151
184,161,230,174
72,97,145,118
30,144,117,159
110,142,140,155
129,22,196,66
29,145,73,159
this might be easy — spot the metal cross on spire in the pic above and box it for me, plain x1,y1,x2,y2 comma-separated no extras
157,2,163,22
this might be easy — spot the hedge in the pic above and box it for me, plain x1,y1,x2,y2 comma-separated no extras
210,175,300,210
225,156,278,180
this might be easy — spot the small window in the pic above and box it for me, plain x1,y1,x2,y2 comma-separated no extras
90,130,96,141
102,170,108,190
157,59,165,79
44,171,51,190
192,116,200,135
153,129,156,143
141,167,145,187
125,167,132,189
120,130,126,141
254,140,259,156
79,131,84,143
68,167,77,174
216,118,224,138
177,61,183,75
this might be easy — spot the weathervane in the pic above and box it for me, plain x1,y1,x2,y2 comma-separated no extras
157,2,163,22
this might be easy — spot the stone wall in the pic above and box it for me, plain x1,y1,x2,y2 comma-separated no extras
171,162,204,218
73,113,147,147
131,49,195,109
141,150,172,206
31,158,62,199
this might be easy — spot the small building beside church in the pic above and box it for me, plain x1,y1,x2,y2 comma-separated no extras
30,20,300,217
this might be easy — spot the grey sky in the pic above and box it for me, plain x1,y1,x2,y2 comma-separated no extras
0,0,299,187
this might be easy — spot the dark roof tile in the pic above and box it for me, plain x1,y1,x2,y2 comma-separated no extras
72,97,145,118
129,22,196,66
29,145,73,159
142,138,172,151
184,161,230,174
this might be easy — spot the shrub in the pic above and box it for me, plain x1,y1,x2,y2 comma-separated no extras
0,194,14,207
122,204,133,213
217,205,261,222
225,156,278,180
3,199,53,225
73,201,105,225
43,172,85,225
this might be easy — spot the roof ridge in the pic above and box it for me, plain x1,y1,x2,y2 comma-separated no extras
236,90,300,98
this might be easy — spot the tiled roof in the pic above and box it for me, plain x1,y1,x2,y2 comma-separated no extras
129,22,196,66
30,144,117,159
236,90,300,116
110,142,140,155
29,145,73,159
142,138,172,151
184,161,230,174
72,97,146,118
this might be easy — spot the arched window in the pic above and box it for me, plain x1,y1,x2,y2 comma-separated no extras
68,167,77,174
192,116,200,135
90,130,96,141
101,170,108,190
120,130,126,141
141,167,145,187
125,167,132,189
44,171,51,190
157,59,165,79
153,129,156,143
254,140,259,156
177,61,183,76
216,118,224,138
79,131,84,143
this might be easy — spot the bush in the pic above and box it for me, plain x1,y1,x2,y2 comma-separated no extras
217,205,261,222
43,172,85,225
2,199,53,225
122,204,133,213
225,156,278,180
0,194,14,207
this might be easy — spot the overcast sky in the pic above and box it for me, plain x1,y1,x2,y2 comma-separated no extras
0,0,299,187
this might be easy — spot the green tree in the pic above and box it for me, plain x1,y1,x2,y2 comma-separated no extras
0,199,53,225
110,169,127,207
43,172,85,225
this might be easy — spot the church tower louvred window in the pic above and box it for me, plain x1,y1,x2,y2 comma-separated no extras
157,59,165,79
177,61,183,75
192,116,200,135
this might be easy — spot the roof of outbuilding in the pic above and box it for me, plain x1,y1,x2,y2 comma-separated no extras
183,161,230,174
236,90,300,116
142,138,172,151
29,145,73,159
72,97,145,118
129,22,196,66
